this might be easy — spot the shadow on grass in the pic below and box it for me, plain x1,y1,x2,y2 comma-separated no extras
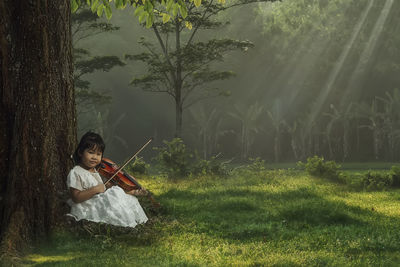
24,174,400,265
158,186,397,243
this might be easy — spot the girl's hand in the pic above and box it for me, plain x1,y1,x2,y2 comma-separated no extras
95,184,106,194
70,184,105,203
127,188,148,196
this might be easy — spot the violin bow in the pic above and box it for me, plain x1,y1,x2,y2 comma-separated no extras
104,137,153,186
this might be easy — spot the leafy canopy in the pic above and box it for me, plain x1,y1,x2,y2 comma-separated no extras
71,0,225,28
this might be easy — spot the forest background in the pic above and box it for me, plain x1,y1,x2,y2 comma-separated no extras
76,0,400,165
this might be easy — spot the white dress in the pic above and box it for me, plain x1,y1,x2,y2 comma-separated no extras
66,165,148,228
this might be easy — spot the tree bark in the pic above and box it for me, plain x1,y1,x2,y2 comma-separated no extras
0,0,76,257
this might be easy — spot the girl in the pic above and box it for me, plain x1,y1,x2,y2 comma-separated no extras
66,131,148,228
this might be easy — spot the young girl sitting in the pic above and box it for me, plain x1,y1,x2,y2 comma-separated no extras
66,131,148,228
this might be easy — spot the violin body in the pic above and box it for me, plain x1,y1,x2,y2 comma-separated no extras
98,158,140,192
98,158,160,208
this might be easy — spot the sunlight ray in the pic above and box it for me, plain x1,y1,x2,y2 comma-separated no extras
305,0,374,130
256,29,324,99
249,3,327,103
254,1,365,119
341,0,394,105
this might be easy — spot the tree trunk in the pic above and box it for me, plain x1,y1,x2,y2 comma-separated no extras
241,123,246,160
356,119,360,160
343,127,350,162
203,129,207,160
274,127,280,163
326,132,333,160
290,136,298,161
0,0,76,257
175,101,183,138
174,20,183,138
372,128,381,160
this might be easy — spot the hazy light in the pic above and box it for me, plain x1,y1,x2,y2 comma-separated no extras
342,0,394,104
305,0,375,130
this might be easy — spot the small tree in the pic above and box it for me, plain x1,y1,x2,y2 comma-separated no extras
72,6,125,134
124,0,273,137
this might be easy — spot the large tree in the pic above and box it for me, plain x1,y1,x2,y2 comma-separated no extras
0,0,206,260
0,0,76,260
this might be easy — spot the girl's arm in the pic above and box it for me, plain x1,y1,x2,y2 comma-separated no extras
70,184,105,203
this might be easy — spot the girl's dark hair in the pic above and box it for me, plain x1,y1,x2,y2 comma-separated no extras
73,131,105,164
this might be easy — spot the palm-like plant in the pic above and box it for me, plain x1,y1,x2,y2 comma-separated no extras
323,103,355,161
189,106,225,159
284,120,299,160
354,98,384,160
229,102,265,160
267,99,286,163
377,89,400,160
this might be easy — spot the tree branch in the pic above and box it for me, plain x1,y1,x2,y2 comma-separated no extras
152,25,177,83
186,0,215,47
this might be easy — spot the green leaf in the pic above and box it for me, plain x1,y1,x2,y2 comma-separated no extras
97,3,104,16
71,0,79,12
105,3,112,19
179,4,187,18
144,0,153,12
166,0,174,12
115,0,127,9
134,6,144,16
172,3,178,17
162,13,171,23
90,0,99,13
194,0,201,7
139,11,148,23
146,13,154,28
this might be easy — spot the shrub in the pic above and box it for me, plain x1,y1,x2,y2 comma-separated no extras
300,156,399,191
191,154,231,176
126,157,149,175
362,171,392,191
390,166,400,187
302,156,341,181
339,172,365,190
153,138,192,178
247,157,266,173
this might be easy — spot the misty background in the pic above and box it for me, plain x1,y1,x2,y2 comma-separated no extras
74,0,400,164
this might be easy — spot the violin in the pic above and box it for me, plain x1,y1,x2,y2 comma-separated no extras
96,138,160,208
98,158,160,208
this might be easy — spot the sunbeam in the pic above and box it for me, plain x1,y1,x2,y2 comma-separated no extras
305,0,374,131
341,0,394,105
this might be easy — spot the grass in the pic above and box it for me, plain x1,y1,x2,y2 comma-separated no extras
262,161,400,170
22,166,400,266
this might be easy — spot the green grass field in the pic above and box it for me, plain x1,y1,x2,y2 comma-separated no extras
23,166,400,266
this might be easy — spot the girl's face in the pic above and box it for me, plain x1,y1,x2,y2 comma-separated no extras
79,146,103,171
